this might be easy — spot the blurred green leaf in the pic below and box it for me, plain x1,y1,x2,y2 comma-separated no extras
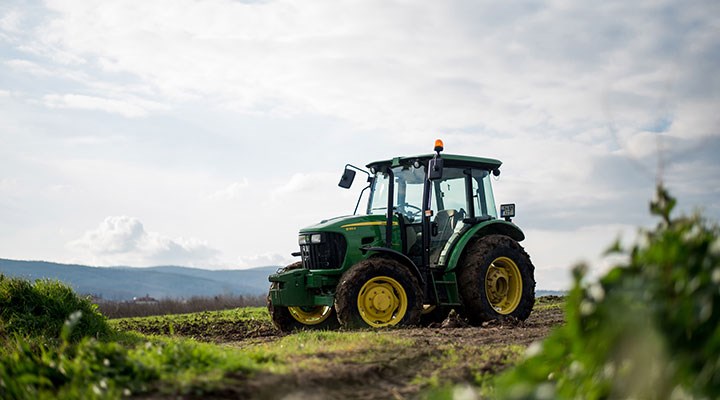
496,185,720,399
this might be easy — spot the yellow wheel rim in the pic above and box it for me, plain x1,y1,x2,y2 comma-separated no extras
485,257,522,314
357,276,408,328
288,306,333,325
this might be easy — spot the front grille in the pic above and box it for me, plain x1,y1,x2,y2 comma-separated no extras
300,233,347,269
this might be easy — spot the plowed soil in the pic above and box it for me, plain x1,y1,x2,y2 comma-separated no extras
216,297,565,400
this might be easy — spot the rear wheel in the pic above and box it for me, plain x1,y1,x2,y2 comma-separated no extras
267,262,339,332
335,258,422,329
458,235,535,325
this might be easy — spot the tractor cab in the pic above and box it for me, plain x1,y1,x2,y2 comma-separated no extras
268,140,535,331
340,141,521,272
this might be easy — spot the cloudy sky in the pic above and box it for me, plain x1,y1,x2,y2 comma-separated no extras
1,0,718,290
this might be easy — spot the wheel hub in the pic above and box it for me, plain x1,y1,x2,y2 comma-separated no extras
484,257,523,314
370,285,396,312
357,276,408,327
486,266,510,303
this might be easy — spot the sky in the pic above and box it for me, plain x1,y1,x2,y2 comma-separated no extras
1,0,718,290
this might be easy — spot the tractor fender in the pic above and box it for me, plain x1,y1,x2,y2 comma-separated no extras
445,220,525,273
363,247,425,285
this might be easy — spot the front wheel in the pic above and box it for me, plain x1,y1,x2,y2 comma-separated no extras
267,262,340,332
458,235,535,325
335,258,422,329
267,300,339,332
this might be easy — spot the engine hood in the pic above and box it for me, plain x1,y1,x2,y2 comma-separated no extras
299,214,392,234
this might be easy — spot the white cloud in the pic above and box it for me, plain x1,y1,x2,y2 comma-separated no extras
69,216,219,266
271,171,362,220
273,172,334,197
0,178,17,191
207,179,250,200
22,0,714,138
6,59,58,76
0,8,22,33
72,216,144,254
4,0,716,146
236,252,293,269
42,93,168,117
523,223,639,290
0,0,717,288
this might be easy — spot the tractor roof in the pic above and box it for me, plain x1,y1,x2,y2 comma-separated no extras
366,153,502,171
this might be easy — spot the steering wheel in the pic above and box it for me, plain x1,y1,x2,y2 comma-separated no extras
399,203,422,221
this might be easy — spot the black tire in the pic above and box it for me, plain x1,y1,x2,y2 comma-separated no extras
335,258,423,329
267,262,339,332
457,235,535,325
267,300,339,332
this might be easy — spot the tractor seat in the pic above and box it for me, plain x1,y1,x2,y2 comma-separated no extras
429,209,463,264
434,209,461,241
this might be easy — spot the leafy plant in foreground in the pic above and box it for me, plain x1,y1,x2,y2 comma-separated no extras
496,186,720,399
0,335,156,399
0,276,109,341
0,276,267,399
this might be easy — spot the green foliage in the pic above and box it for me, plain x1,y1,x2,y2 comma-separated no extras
496,186,720,399
126,337,259,395
0,335,156,399
110,306,271,340
0,276,268,399
0,332,265,399
0,276,110,341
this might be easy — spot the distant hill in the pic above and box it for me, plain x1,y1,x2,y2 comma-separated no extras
0,259,278,301
0,258,566,301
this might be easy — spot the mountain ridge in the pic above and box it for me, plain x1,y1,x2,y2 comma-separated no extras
0,258,565,301
0,258,277,300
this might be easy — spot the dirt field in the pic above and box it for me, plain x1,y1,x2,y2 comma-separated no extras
209,297,565,400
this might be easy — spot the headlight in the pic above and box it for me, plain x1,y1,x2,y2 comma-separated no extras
299,233,324,245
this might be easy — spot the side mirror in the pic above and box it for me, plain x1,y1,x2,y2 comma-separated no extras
428,157,444,180
338,168,356,189
500,203,515,222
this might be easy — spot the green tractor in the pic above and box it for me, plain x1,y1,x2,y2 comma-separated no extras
268,140,535,331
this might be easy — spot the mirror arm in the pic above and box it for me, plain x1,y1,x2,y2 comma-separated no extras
339,164,372,189
353,184,371,215
344,164,371,178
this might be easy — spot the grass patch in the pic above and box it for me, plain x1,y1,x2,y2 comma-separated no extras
0,279,415,399
242,330,415,373
110,307,272,341
0,331,272,399
0,276,277,399
111,306,269,328
0,275,110,342
412,343,525,390
125,336,261,396
534,296,565,311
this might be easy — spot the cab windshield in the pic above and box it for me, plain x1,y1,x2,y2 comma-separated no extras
366,164,498,221
366,162,498,266
368,165,426,222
